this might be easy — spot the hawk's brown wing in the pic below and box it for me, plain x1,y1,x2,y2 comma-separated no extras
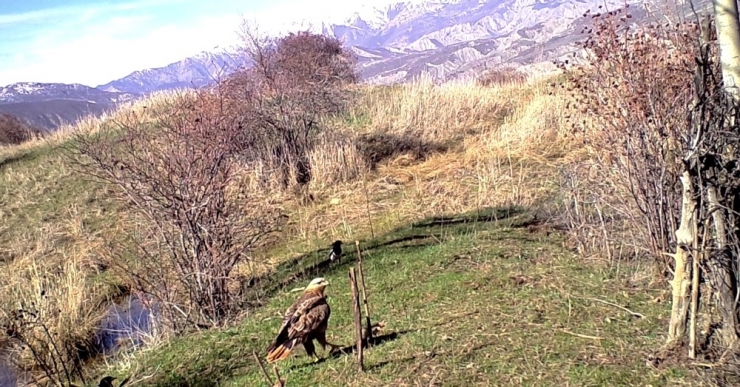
267,292,330,355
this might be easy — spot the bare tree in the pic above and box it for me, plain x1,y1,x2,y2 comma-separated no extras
71,88,285,328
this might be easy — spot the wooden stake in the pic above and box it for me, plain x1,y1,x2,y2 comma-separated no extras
355,240,373,344
252,351,274,386
349,267,364,372
272,366,285,387
689,220,709,359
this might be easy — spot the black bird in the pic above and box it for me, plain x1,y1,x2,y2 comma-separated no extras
329,240,343,263
97,376,130,387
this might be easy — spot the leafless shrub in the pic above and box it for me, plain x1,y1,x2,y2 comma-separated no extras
226,24,360,195
2,301,89,386
71,88,286,328
0,114,45,146
557,6,701,270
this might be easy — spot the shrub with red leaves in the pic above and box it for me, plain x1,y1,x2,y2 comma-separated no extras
228,27,359,191
0,113,44,146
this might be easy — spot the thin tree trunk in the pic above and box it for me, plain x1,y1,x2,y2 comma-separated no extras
705,185,739,346
667,171,697,345
714,0,740,98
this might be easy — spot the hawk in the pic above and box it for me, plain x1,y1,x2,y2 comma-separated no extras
266,278,340,363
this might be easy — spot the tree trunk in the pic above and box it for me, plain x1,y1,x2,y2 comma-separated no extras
667,171,697,345
714,0,740,98
705,185,739,346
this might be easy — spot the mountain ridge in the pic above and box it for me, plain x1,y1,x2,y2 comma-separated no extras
0,0,711,130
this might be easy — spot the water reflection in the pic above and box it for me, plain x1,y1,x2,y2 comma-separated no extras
0,296,157,387
0,355,18,387
94,296,158,355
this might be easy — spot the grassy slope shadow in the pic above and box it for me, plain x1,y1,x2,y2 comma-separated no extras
108,206,527,385
110,205,687,387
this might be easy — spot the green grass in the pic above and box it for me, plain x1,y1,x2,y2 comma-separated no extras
104,207,687,387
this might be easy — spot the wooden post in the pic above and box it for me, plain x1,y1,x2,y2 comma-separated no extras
272,366,285,387
252,351,274,386
349,267,364,372
355,241,373,345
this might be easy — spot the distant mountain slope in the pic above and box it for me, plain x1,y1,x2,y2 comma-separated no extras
325,0,709,83
0,99,116,131
0,0,714,131
0,82,134,131
97,51,245,94
0,82,133,104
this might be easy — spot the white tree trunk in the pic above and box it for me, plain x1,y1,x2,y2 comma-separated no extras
714,0,740,98
667,171,696,345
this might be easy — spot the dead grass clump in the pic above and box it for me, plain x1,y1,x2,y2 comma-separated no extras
355,132,449,170
0,225,114,385
477,66,529,87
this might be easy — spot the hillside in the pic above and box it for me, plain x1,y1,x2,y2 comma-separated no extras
0,3,732,387
0,70,719,386
112,209,684,386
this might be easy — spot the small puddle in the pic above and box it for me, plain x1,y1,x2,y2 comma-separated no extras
0,296,159,386
0,350,19,387
93,295,159,355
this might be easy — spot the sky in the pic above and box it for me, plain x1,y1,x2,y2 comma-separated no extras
0,0,398,87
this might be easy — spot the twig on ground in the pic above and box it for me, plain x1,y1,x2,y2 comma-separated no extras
253,351,273,386
582,296,645,319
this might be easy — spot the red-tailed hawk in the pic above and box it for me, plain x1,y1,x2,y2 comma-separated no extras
266,277,340,363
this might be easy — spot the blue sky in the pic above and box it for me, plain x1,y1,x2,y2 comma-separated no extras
0,0,395,87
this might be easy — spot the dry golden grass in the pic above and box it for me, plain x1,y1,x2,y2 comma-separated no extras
0,74,584,381
256,76,580,259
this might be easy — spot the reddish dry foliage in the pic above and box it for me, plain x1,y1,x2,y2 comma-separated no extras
227,29,359,190
557,6,707,263
73,90,285,327
0,113,44,145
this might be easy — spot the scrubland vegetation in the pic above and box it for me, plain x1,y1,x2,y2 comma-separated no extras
2,8,740,387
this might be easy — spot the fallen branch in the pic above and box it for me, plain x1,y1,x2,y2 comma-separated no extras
583,297,645,319
557,329,604,341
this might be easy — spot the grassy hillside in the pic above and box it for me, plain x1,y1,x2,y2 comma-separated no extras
101,207,686,386
0,75,702,386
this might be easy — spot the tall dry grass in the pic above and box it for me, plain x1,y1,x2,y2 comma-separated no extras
251,73,581,259
0,88,195,381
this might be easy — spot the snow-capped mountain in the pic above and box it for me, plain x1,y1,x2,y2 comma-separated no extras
0,83,136,130
0,0,713,130
0,82,133,104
